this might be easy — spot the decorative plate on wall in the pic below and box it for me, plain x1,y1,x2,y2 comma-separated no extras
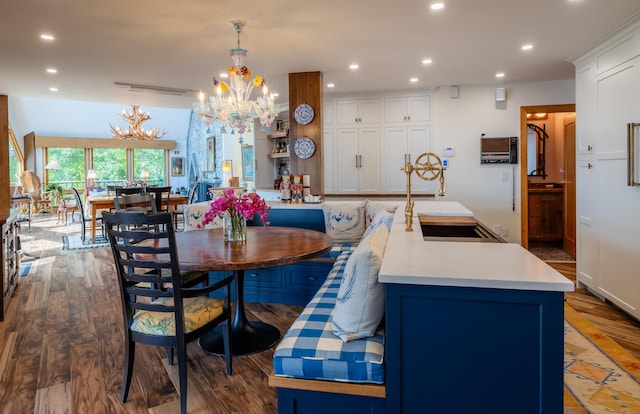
294,137,316,159
294,103,314,125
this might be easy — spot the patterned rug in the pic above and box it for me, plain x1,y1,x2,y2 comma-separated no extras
61,234,109,250
564,304,640,413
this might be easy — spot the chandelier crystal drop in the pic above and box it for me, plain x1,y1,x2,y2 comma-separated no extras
110,105,167,140
193,21,279,144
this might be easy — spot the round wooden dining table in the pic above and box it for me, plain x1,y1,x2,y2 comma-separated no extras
173,226,333,356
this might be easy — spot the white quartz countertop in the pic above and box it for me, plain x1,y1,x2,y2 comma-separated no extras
379,201,574,292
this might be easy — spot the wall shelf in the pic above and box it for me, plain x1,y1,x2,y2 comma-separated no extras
269,152,290,159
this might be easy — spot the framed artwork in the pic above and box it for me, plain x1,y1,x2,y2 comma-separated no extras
241,145,254,181
171,157,185,176
207,136,216,171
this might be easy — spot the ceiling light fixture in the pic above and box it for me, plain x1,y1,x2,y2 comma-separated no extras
327,83,335,88
193,21,279,144
430,3,445,10
40,33,55,41
495,72,505,78
410,77,419,83
110,105,167,140
521,44,534,51
422,58,433,65
49,87,58,92
46,68,58,74
349,64,359,70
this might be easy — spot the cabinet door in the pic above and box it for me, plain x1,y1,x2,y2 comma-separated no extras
336,100,359,125
384,126,431,193
336,128,360,193
384,96,430,123
358,99,380,124
576,160,598,290
358,127,381,193
576,63,596,155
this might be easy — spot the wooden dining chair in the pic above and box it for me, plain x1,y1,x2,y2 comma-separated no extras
53,190,78,225
114,193,158,215
147,186,172,212
102,211,233,414
72,187,103,243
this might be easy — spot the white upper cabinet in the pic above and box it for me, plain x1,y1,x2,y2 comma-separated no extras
336,98,380,125
384,96,430,123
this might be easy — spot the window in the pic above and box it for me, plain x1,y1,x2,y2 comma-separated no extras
46,148,85,190
134,148,165,185
93,148,126,187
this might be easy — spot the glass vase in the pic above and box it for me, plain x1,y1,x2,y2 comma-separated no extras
224,211,247,243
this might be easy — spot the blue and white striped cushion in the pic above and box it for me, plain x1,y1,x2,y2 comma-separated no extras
326,241,358,258
273,251,385,384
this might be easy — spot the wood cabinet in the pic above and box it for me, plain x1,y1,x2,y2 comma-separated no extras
335,127,381,193
1,211,20,321
528,188,563,241
384,95,430,123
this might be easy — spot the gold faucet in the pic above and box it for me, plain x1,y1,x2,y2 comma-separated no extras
401,152,446,232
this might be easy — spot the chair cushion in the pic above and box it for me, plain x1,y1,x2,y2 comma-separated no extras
322,201,366,243
273,251,385,384
332,225,389,342
130,296,224,336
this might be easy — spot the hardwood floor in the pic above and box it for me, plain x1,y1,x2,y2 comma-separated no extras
2,217,640,413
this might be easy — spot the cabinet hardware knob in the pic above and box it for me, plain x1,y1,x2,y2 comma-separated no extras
309,276,318,281
250,273,259,277
587,145,593,151
587,163,593,169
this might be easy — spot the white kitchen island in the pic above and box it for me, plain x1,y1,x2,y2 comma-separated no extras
380,201,573,414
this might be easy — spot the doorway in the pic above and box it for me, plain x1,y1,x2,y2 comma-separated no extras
520,104,576,259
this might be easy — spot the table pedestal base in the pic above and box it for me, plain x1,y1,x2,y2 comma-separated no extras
198,320,280,356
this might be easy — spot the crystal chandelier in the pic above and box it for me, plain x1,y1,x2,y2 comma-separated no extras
193,21,279,143
110,105,167,140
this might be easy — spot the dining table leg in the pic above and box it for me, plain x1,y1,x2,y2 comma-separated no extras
198,269,281,356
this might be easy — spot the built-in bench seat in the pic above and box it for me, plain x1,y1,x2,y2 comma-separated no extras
270,250,387,413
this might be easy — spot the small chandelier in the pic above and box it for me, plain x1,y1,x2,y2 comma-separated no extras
111,105,167,140
193,21,279,144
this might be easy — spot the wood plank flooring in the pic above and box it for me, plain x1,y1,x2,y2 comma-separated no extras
2,217,640,413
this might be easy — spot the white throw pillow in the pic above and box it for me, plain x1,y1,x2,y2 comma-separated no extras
331,224,389,342
183,201,222,231
362,209,394,240
365,200,398,227
322,201,366,243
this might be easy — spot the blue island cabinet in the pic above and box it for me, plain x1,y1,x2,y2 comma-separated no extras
384,283,565,414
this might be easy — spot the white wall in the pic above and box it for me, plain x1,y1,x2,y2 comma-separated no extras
7,96,192,189
432,79,575,242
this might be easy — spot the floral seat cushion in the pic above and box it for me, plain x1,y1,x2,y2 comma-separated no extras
130,296,224,336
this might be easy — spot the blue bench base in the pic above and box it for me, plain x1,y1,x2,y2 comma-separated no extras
276,387,385,414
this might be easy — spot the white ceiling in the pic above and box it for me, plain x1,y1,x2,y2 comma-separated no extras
2,0,640,109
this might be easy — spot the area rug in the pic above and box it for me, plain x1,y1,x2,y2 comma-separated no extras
564,304,640,413
61,234,109,250
20,262,32,276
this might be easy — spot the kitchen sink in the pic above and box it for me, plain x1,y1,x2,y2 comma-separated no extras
419,216,504,243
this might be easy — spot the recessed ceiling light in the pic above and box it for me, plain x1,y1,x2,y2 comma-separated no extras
272,93,279,97
49,87,58,92
46,68,58,74
521,44,534,51
410,77,419,83
496,73,505,78
349,64,359,70
40,33,55,41
422,58,433,65
431,2,445,10
220,73,228,78
327,83,335,88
